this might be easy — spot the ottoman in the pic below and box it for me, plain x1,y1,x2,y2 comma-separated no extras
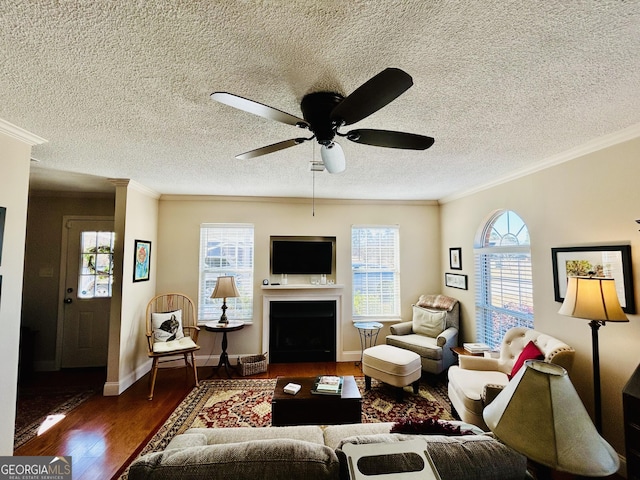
362,344,421,401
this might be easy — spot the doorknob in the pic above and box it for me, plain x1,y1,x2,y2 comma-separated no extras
64,298,73,304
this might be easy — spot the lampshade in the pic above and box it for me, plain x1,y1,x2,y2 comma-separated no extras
483,360,619,476
558,276,628,322
210,276,240,299
321,141,346,174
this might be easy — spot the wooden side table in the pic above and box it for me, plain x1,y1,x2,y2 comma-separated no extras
204,320,244,377
451,346,485,358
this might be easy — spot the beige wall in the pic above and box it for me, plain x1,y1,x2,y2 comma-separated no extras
22,194,115,370
104,180,159,395
440,135,640,458
0,124,45,455
156,196,440,362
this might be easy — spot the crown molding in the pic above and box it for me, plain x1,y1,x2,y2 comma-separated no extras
440,123,640,204
0,118,47,146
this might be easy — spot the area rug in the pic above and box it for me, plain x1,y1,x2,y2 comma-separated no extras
14,386,96,450
119,376,452,479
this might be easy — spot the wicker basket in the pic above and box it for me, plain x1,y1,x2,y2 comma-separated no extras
238,353,267,376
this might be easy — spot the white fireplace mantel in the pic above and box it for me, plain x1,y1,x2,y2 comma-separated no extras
262,288,344,362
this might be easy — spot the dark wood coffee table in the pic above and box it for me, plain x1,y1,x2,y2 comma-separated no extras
272,376,362,426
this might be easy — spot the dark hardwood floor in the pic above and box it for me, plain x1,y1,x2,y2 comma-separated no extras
14,362,625,480
14,362,362,480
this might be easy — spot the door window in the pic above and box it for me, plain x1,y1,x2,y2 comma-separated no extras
78,231,115,298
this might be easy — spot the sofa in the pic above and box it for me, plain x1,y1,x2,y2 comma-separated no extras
385,294,459,375
127,421,527,480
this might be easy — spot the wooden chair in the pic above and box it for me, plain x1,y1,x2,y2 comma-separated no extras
146,293,200,400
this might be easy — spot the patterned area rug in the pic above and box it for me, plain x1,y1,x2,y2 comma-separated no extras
119,376,452,479
14,387,96,450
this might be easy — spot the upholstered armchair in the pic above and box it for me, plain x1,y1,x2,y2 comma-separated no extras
385,294,459,375
447,327,575,430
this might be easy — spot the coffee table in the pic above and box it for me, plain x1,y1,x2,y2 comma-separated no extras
271,376,362,426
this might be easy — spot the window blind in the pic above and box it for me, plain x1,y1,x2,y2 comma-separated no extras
198,224,254,322
475,250,534,350
351,225,400,318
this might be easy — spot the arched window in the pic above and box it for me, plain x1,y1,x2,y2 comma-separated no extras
474,210,533,349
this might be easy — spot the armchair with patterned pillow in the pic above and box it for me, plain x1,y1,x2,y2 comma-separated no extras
447,327,575,430
385,294,460,375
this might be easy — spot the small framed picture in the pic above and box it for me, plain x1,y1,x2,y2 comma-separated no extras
445,272,468,290
449,247,462,270
133,240,152,282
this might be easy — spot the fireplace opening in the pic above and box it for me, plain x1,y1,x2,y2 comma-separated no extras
269,300,336,363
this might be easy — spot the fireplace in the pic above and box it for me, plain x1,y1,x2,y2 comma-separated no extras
269,300,336,363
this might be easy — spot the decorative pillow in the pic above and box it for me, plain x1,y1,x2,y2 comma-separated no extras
509,340,544,379
152,310,184,343
412,305,446,337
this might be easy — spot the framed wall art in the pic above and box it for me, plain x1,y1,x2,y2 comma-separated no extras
551,245,635,313
133,239,152,282
449,247,462,270
445,272,468,290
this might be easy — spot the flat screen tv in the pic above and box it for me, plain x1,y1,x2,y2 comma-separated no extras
271,237,333,275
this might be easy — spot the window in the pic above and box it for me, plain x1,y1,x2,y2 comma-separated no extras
474,210,533,350
352,225,400,318
198,224,254,322
78,231,115,298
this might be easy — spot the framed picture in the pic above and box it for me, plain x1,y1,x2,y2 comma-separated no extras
0,206,6,266
449,247,462,270
445,272,468,290
551,245,635,313
133,240,152,282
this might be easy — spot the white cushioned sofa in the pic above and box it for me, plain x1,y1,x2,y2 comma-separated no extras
127,421,527,480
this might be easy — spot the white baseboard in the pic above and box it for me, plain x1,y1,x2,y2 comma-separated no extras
103,360,152,396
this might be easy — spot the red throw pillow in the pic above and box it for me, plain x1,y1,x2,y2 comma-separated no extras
509,340,544,379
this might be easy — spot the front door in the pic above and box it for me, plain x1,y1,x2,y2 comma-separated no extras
60,218,114,368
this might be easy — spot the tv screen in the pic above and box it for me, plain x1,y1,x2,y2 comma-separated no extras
271,240,333,275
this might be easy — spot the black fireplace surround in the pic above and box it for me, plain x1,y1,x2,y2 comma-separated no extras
269,300,336,363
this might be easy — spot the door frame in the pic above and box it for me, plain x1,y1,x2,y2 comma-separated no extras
56,215,115,369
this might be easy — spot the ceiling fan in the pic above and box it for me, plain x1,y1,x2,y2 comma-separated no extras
210,68,434,174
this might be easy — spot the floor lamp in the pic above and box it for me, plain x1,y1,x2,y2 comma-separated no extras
558,275,628,433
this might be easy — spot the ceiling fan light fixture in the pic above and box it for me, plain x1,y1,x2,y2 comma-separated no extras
321,142,346,174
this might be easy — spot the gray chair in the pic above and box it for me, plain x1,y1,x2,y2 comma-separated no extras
386,295,459,375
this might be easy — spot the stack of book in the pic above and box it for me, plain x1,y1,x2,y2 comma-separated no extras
463,343,490,354
311,375,344,395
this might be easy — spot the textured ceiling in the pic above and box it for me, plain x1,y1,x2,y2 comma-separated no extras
2,1,640,200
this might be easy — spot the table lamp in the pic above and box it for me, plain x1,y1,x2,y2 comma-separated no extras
558,275,628,432
483,360,619,479
210,276,240,324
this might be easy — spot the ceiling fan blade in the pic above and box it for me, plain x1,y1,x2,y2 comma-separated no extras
345,129,435,150
330,68,413,126
235,138,307,160
211,92,309,128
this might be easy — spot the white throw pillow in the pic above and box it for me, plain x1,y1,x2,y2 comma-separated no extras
152,310,185,342
412,305,446,337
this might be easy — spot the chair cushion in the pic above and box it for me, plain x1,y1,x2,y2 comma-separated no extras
412,305,446,337
153,336,197,354
152,309,185,342
386,334,442,360
509,340,544,379
448,366,509,415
